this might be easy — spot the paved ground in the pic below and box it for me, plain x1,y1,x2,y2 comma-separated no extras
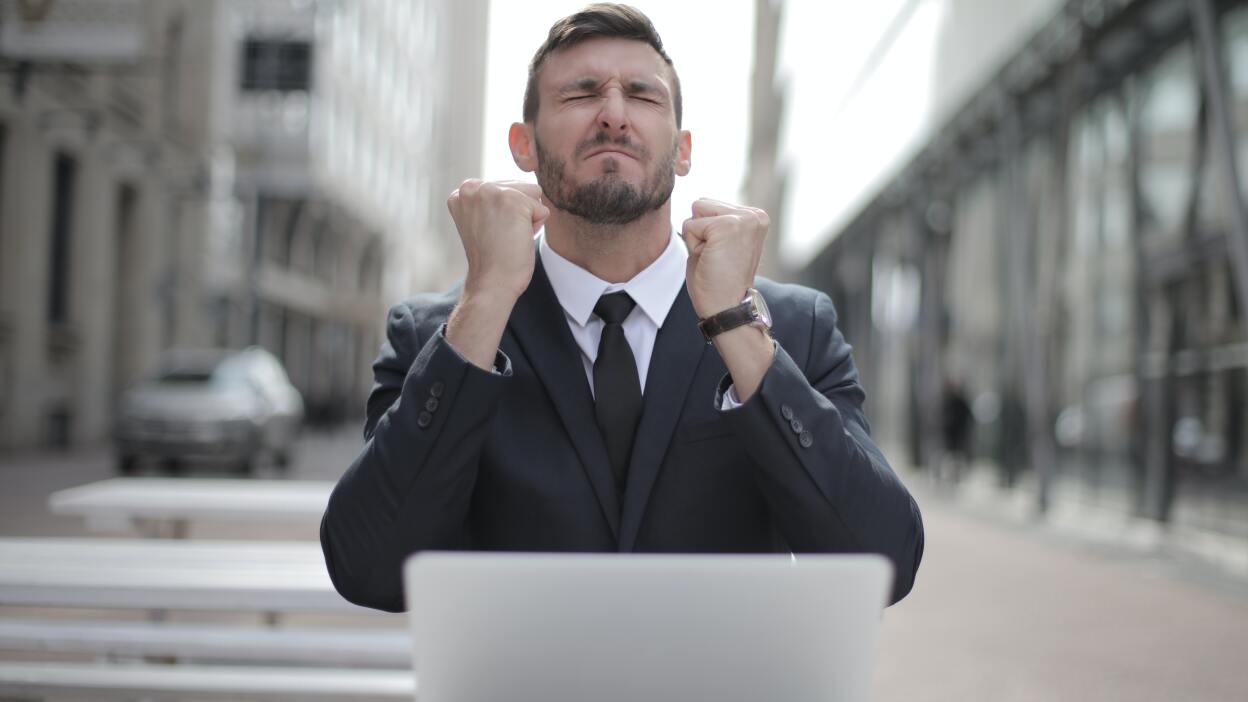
875,482,1248,701
2,426,1248,700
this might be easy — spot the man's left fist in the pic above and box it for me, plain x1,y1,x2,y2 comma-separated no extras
681,198,769,319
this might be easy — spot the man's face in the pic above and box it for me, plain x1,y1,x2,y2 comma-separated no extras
523,37,691,225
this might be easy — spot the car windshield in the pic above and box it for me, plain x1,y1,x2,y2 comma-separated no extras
156,368,215,383
211,358,253,388
153,354,250,388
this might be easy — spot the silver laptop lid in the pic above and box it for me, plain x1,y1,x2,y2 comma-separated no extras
404,553,892,702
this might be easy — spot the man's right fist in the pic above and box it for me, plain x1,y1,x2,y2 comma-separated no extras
447,179,550,302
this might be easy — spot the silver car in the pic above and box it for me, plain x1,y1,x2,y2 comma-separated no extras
115,347,304,475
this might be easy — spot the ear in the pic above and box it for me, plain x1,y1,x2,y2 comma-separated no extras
675,130,692,177
509,122,538,173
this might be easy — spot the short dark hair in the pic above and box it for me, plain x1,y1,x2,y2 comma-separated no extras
523,3,682,127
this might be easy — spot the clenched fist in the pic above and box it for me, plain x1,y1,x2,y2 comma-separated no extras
447,179,550,302
681,198,769,319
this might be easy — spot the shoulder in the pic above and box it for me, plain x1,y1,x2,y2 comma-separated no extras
389,284,461,326
751,277,844,368
382,284,463,353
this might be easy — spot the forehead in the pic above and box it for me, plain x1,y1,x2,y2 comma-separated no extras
538,36,674,92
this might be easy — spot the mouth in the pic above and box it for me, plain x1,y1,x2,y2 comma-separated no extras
585,148,637,161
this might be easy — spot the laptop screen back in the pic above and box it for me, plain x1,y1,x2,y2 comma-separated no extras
404,552,892,702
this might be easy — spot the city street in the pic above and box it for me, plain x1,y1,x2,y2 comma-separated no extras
2,426,1247,701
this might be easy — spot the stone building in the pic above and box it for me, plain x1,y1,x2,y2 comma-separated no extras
0,0,486,448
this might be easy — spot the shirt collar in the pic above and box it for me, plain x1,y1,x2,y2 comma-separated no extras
539,230,688,328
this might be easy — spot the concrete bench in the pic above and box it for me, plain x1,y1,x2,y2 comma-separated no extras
0,661,415,701
48,477,334,538
0,537,361,612
0,618,411,668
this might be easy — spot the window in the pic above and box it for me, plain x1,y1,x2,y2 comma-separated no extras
1136,41,1199,241
162,16,184,134
48,152,77,325
240,38,312,92
0,122,6,280
1223,7,1248,202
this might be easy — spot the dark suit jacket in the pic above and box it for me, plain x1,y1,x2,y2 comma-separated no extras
320,256,924,612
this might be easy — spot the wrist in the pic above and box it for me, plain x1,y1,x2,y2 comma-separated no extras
446,290,516,371
461,280,522,310
712,325,775,403
712,324,774,355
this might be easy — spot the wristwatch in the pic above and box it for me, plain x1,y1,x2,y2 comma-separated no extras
698,288,772,343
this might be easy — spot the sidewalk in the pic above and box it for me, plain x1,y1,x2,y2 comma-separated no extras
875,477,1248,701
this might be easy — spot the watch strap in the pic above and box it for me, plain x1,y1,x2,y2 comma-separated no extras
698,300,757,342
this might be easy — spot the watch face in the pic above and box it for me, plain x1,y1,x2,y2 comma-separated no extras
749,289,772,328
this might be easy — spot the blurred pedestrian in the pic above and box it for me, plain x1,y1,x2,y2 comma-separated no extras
941,379,974,484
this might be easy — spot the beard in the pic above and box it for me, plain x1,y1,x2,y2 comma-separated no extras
535,131,677,226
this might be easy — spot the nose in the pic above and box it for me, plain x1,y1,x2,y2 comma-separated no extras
597,89,629,134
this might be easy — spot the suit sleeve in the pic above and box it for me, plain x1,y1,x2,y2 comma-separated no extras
320,302,510,612
717,291,924,604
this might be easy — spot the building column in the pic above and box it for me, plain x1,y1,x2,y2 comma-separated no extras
0,117,52,447
133,166,176,379
70,141,117,443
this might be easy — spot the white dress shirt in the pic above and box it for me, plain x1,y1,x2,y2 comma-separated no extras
539,231,744,408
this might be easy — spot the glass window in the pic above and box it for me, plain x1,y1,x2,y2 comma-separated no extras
1059,95,1139,495
945,173,1002,399
241,38,313,92
1137,41,1199,241
1226,7,1248,200
47,152,76,325
0,122,6,282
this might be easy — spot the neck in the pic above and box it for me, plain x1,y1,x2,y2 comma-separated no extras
542,202,674,284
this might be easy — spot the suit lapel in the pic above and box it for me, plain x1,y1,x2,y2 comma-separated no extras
506,254,621,540
618,284,710,552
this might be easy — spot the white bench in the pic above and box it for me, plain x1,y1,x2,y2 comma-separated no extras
0,662,415,701
0,537,412,700
48,477,335,538
0,618,411,667
0,537,360,612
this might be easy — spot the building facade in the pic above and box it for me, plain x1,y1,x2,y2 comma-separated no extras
0,0,486,449
756,0,1248,549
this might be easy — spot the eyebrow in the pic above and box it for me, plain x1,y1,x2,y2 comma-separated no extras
626,80,661,96
558,78,603,94
556,77,667,98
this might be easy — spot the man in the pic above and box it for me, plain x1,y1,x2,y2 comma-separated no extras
321,3,923,613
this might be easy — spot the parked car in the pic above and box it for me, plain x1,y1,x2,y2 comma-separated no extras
115,347,304,475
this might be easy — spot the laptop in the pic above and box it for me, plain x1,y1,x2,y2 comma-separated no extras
403,552,893,702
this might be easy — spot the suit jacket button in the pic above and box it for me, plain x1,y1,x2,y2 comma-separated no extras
425,397,439,412
417,411,433,428
430,381,445,398
781,404,794,420
789,418,803,434
799,431,813,448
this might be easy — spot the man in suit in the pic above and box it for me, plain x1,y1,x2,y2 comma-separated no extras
321,3,923,613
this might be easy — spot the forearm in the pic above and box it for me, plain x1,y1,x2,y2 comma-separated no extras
712,324,776,403
446,290,516,371
321,330,506,611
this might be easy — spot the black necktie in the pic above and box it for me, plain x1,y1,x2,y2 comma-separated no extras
593,292,642,496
